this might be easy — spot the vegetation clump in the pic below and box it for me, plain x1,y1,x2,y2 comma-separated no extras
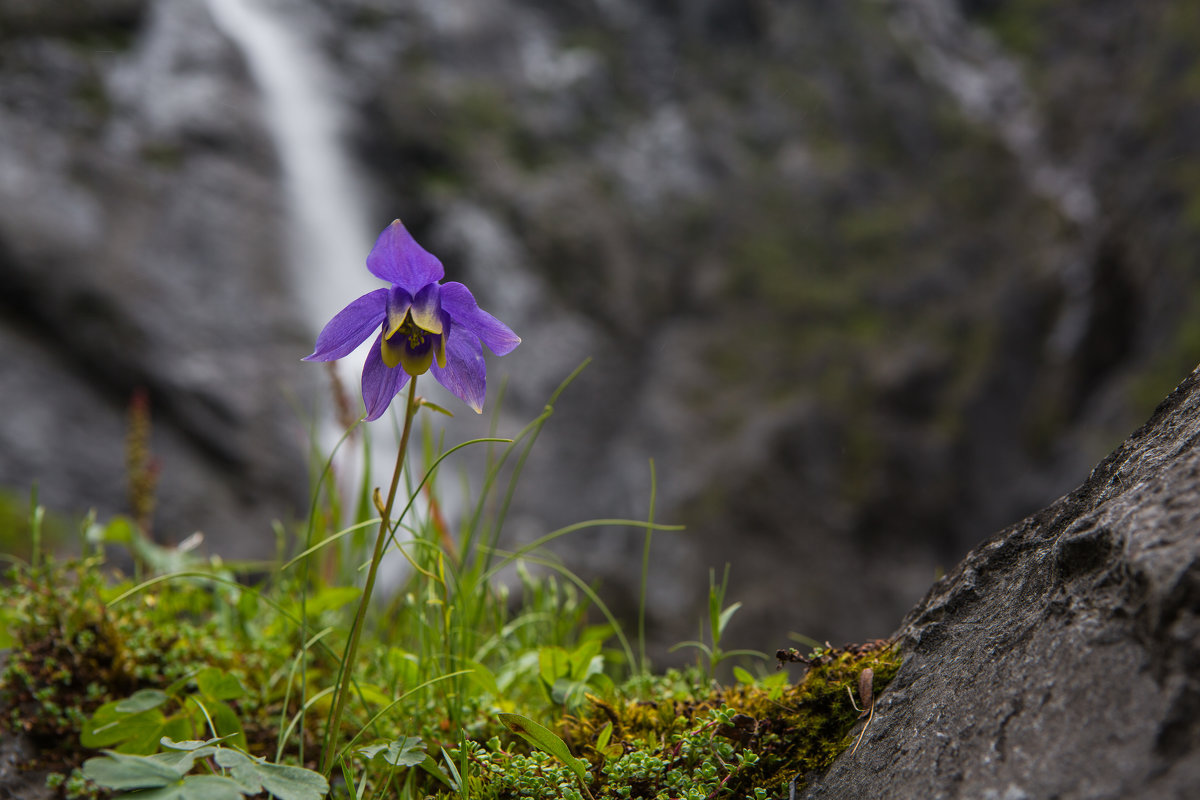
556,640,901,799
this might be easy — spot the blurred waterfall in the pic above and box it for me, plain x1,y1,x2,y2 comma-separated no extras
203,0,386,526
204,0,378,327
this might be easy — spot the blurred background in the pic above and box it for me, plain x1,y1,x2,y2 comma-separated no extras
1,0,1198,661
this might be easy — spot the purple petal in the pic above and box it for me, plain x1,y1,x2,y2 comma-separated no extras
431,327,486,413
439,282,521,356
361,331,411,421
365,220,445,294
303,288,388,362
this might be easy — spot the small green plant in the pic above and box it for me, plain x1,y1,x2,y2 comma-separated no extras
670,565,768,683
82,736,328,800
81,667,249,754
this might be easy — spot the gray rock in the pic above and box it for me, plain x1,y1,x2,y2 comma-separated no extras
0,0,312,556
803,364,1200,799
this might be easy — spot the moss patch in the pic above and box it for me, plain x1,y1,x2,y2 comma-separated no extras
556,639,901,798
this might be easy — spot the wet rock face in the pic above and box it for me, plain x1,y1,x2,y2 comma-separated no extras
803,366,1200,799
0,0,312,555
3,0,1200,651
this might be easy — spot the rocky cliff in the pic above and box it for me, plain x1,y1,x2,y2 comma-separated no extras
801,364,1200,799
1,0,1199,651
0,0,312,558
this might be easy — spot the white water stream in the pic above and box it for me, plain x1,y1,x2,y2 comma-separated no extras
204,0,378,329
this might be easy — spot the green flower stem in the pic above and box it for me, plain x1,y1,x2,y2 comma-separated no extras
321,376,420,777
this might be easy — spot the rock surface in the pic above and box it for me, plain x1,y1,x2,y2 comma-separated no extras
803,364,1200,799
0,0,313,557
3,0,1200,651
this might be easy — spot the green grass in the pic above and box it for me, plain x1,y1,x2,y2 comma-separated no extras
0,370,901,799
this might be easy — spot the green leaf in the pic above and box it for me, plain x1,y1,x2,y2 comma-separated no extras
116,689,169,713
568,640,603,681
462,659,501,698
418,753,455,789
417,399,455,417
595,721,613,751
208,700,247,750
213,748,329,800
303,585,361,615
127,775,247,800
80,700,165,752
359,736,426,767
98,515,137,546
496,712,590,786
161,715,197,745
716,601,742,638
538,646,571,687
550,677,590,709
733,666,756,685
195,668,247,702
0,607,18,649
82,751,188,790
160,736,226,752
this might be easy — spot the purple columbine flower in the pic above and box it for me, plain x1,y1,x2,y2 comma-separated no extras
303,220,521,420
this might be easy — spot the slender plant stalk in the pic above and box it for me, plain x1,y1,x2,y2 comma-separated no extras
638,458,657,677
321,377,420,777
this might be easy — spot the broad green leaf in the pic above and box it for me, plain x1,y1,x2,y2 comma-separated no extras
733,666,756,685
208,700,247,750
81,701,165,752
356,683,393,708
303,585,361,615
82,751,187,790
359,736,426,767
195,668,247,702
496,713,590,786
462,659,501,698
568,640,602,681
214,748,329,800
126,775,246,800
116,689,169,713
161,715,196,745
538,646,571,686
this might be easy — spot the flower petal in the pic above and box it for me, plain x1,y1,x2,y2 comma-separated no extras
385,286,413,339
361,332,410,421
431,328,486,413
439,282,521,355
303,288,388,362
366,220,445,294
410,283,443,334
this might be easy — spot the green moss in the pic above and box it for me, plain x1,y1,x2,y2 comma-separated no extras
0,558,281,771
554,640,902,798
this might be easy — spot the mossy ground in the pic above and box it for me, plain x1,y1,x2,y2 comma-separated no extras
557,640,900,798
0,553,901,800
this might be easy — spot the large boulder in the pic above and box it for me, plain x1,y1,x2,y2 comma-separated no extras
803,364,1200,798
